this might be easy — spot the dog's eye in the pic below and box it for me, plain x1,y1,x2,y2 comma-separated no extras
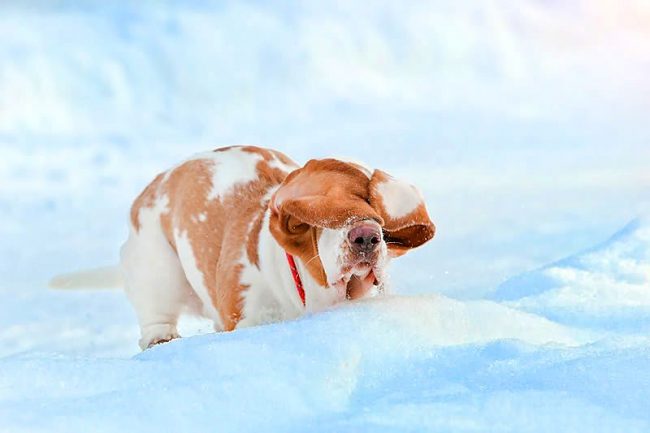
286,215,310,235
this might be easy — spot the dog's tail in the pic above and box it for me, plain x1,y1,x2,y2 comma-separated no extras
49,265,123,290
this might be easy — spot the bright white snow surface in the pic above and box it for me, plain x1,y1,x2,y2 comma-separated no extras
1,1,650,432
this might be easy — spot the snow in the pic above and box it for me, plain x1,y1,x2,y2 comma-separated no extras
1,1,650,432
494,218,650,333
2,292,650,432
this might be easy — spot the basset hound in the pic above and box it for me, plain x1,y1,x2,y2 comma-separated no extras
122,146,435,349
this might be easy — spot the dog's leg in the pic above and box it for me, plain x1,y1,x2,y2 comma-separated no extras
121,207,192,350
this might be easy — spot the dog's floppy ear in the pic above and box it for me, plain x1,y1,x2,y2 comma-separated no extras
277,196,381,228
271,159,383,229
369,170,435,257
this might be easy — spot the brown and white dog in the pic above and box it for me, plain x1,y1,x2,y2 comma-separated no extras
121,145,435,349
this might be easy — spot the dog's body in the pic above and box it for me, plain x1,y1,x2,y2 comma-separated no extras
121,146,435,349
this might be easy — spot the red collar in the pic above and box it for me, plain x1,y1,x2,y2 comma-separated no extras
285,253,306,306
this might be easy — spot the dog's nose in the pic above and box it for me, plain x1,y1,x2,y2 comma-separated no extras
348,223,381,253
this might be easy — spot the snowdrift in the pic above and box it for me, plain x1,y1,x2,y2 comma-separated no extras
493,218,650,332
6,295,648,433
1,221,649,432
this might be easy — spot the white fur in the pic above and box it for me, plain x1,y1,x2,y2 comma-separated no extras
267,153,298,173
239,209,298,326
240,209,341,325
375,177,422,219
163,148,265,201
318,227,348,286
174,230,224,330
206,148,262,200
120,195,201,349
296,244,342,312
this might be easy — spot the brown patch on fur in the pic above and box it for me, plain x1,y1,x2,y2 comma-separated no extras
212,145,238,153
246,206,265,268
271,159,383,228
241,145,296,167
309,226,328,286
346,161,372,178
214,145,295,167
219,263,247,330
130,172,165,231
240,145,277,161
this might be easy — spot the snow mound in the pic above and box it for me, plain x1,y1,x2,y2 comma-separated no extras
492,218,650,331
0,294,603,433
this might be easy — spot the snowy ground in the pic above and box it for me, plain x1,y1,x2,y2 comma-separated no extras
3,221,650,432
1,1,650,432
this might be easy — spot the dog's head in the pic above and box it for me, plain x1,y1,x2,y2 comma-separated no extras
269,158,435,300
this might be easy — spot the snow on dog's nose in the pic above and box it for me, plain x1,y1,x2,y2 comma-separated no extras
347,222,382,254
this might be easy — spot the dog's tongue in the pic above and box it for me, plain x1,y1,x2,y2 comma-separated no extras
346,270,377,300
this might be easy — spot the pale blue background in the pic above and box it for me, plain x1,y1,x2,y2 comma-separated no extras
1,1,648,296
